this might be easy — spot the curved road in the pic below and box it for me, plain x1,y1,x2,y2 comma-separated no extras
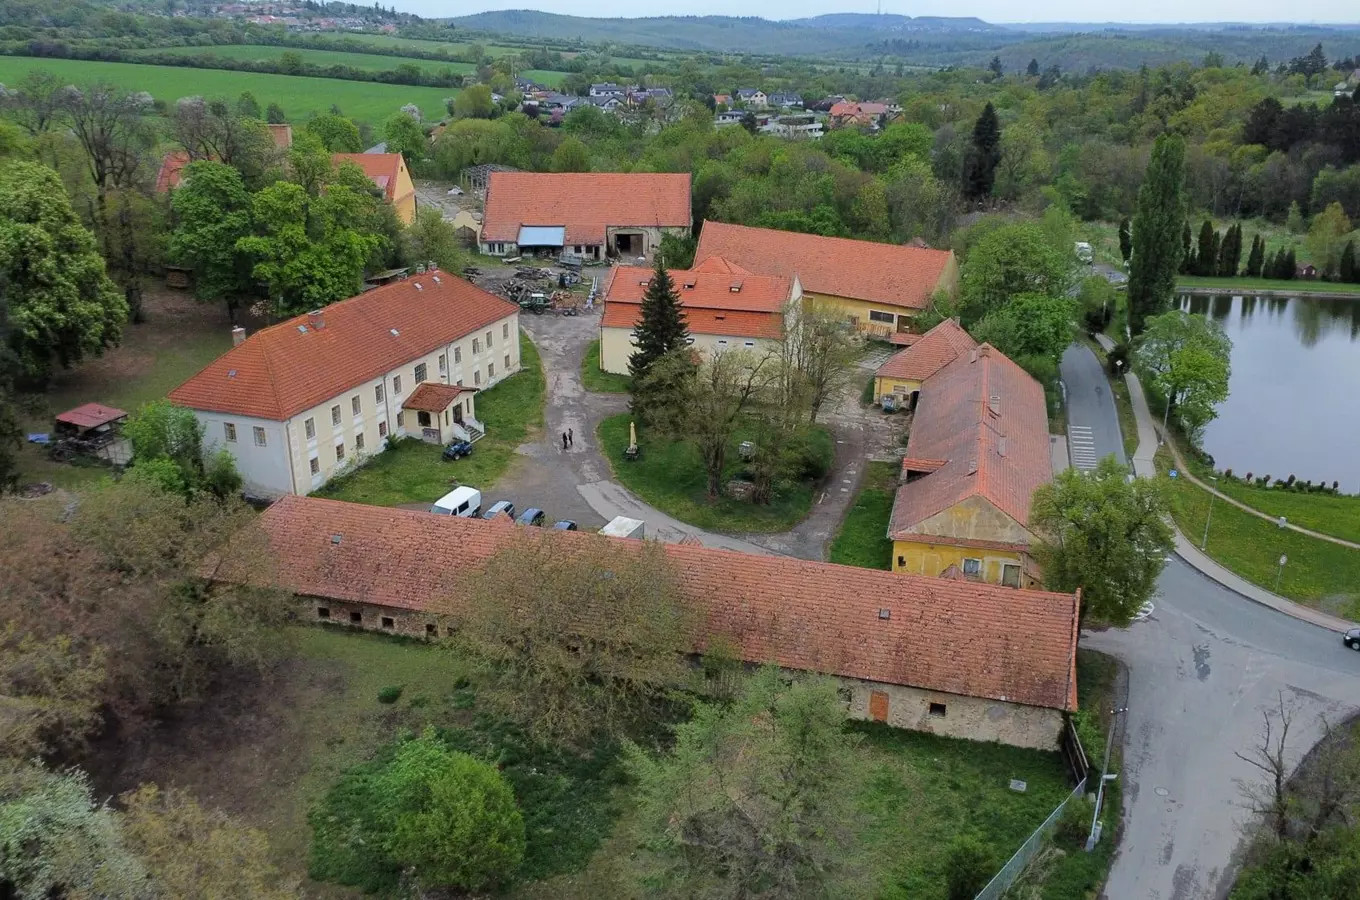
1062,340,1360,899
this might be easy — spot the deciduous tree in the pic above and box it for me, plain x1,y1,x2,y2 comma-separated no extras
971,293,1077,369
453,84,495,119
1030,456,1174,626
0,69,64,136
958,221,1072,325
167,161,256,322
172,96,275,187
1136,309,1233,442
1306,201,1352,278
303,113,362,152
382,110,425,164
550,135,591,172
1128,133,1186,334
626,667,864,899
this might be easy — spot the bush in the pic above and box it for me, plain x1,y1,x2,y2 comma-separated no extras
1106,342,1130,375
377,685,403,704
1052,800,1091,849
944,834,996,900
791,428,835,481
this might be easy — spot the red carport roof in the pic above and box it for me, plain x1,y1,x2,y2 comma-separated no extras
55,403,127,429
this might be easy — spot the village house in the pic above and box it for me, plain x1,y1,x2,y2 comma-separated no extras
479,172,692,262
828,100,901,130
767,92,805,109
693,221,958,336
239,495,1082,750
712,93,733,107
168,273,520,498
333,152,416,224
887,343,1052,589
873,317,978,407
597,257,801,374
589,82,632,98
760,115,825,140
735,88,769,108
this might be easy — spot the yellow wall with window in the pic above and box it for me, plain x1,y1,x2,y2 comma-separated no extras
391,158,417,225
874,374,924,401
891,539,1027,587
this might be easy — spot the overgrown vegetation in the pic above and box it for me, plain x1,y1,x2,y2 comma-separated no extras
828,460,899,570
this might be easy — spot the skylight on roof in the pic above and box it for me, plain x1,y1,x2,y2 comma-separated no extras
390,329,399,336
227,369,238,378
297,325,308,333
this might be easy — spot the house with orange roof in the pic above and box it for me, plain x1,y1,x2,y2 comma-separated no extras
479,172,691,262
332,152,417,224
597,257,801,374
872,317,978,407
887,344,1052,588
693,221,958,338
169,271,519,498
230,494,1082,749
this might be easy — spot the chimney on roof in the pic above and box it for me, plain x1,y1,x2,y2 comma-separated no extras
729,280,743,293
308,310,325,331
413,282,423,291
231,325,246,346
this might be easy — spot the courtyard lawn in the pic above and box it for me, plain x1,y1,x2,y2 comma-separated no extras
828,460,898,570
149,44,474,75
1159,450,1360,619
597,413,828,533
581,340,631,393
0,56,455,124
317,331,544,507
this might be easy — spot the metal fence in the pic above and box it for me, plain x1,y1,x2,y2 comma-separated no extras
972,777,1088,900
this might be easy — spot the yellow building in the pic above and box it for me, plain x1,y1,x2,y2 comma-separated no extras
887,344,1052,589
693,221,958,338
872,317,978,407
333,152,417,224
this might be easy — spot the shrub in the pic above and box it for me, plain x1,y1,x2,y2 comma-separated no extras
791,428,835,481
944,834,996,900
1106,342,1130,375
861,374,876,405
1052,801,1090,849
377,685,403,704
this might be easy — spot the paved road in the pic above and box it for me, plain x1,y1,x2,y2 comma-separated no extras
1060,343,1126,470
1085,560,1360,899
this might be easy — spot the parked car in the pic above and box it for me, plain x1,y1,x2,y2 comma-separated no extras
442,439,473,460
515,508,546,526
482,500,516,520
1345,628,1360,650
430,486,481,517
552,520,578,531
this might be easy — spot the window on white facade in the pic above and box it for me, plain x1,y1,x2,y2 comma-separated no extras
454,346,462,364
224,423,237,442
375,383,384,404
472,338,481,354
355,433,365,451
717,339,729,346
378,421,388,438
309,457,320,475
504,353,511,370
438,353,447,374
962,558,982,576
929,702,947,718
304,417,315,440
414,363,427,383
393,375,402,395
502,323,509,340
351,396,361,417
869,310,895,324
335,442,345,461
396,412,404,428
488,362,495,378
331,405,341,426
474,370,482,386
744,340,756,348
253,426,267,447
486,330,493,348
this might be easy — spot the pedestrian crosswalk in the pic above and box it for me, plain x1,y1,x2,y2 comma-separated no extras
1069,425,1099,470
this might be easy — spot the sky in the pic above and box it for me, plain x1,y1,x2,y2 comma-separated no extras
400,2,1357,25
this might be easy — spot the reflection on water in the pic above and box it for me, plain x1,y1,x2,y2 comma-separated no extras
1175,293,1360,492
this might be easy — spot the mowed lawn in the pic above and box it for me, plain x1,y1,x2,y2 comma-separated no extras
150,44,474,75
317,330,545,507
0,56,455,124
581,339,630,393
829,460,898,570
339,33,528,57
1212,479,1360,545
99,625,1076,899
521,68,569,88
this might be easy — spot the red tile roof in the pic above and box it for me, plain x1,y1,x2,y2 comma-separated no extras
155,150,191,193
332,153,407,202
693,221,954,311
889,345,1052,538
481,172,692,246
876,319,978,383
600,259,792,341
168,274,517,421
401,382,472,412
242,496,1080,711
266,123,293,149
55,403,127,429
888,332,920,346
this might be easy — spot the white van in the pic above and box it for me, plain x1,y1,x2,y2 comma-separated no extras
430,486,482,517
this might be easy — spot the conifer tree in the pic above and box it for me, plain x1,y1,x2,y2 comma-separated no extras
1127,134,1186,334
1245,234,1265,278
1179,221,1195,275
1340,239,1357,283
628,254,689,385
1118,218,1132,264
1027,58,1040,77
1196,220,1216,277
1208,230,1223,277
962,102,1002,202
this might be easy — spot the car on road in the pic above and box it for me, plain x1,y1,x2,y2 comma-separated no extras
442,440,473,461
482,500,516,520
430,486,481,518
551,520,578,531
515,508,546,527
1345,628,1360,650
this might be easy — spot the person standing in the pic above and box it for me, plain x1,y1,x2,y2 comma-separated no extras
568,428,574,447
561,432,568,451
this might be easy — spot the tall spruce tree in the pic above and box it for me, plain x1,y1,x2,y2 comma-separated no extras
1283,248,1297,279
1227,225,1244,277
1208,230,1222,277
1027,58,1040,77
1245,234,1264,278
1196,220,1216,277
1340,239,1357,283
1118,218,1133,264
1179,221,1195,275
1128,134,1186,335
962,102,1002,202
628,255,689,385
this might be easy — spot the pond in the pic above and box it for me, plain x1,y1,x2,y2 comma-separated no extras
1175,293,1360,492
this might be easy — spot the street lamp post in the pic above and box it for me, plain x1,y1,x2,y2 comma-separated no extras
1275,554,1288,592
1202,476,1218,551
1086,706,1128,851
1160,394,1171,445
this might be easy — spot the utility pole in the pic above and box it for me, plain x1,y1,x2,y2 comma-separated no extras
1087,706,1128,851
1201,475,1218,550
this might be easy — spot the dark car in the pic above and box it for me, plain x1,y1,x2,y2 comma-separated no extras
442,440,474,461
1345,628,1360,651
515,508,546,527
482,500,516,520
551,520,578,531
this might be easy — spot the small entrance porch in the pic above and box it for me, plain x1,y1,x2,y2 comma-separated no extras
401,382,484,445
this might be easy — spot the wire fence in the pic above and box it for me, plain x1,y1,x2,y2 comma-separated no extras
972,777,1088,900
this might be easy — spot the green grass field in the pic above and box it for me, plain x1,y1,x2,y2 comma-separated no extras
580,340,631,393
521,69,568,88
597,413,827,533
0,56,455,124
1175,275,1360,295
318,331,544,508
1210,481,1360,544
828,461,898,570
339,34,528,57
149,44,473,75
